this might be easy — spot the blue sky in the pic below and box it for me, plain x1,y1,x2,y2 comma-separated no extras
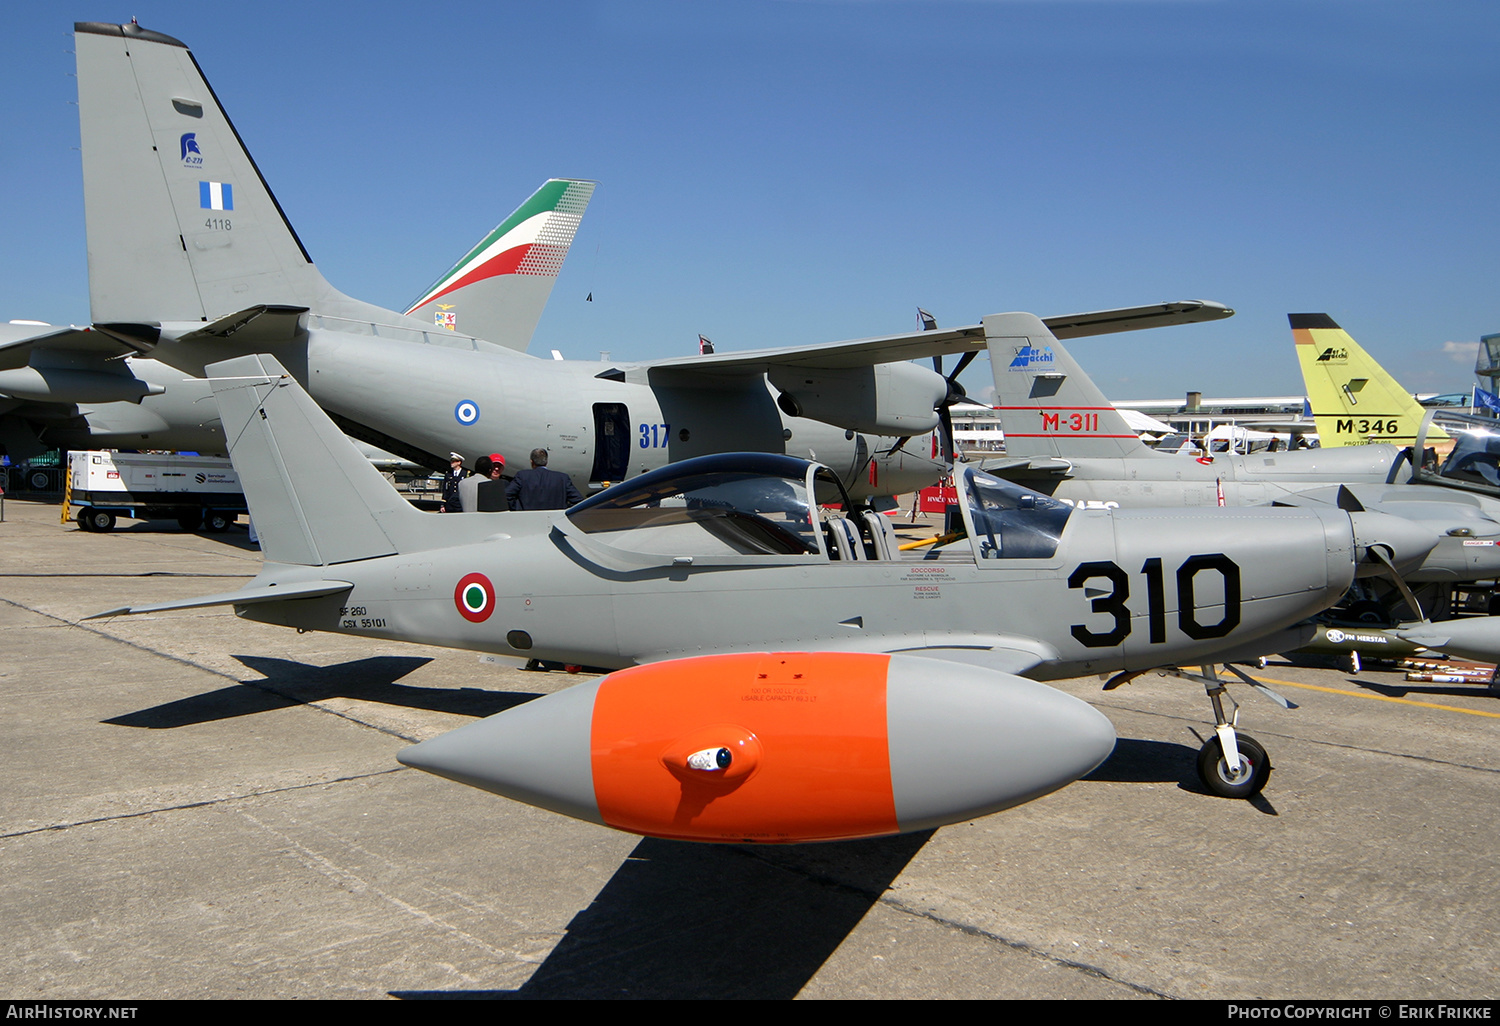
3,1,1495,400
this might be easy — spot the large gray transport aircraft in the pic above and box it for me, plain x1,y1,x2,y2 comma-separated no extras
89,353,1442,835
2,21,1232,501
0,176,596,459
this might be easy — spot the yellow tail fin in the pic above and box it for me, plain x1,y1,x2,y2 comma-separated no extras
1290,313,1448,447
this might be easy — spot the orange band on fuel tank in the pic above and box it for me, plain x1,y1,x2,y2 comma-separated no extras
590,652,898,843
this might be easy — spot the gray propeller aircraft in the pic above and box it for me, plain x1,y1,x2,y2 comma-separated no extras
0,170,594,459
3,21,1231,505
87,352,1441,841
977,313,1500,622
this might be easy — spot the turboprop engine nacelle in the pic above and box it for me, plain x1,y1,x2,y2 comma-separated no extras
0,366,165,404
769,362,947,435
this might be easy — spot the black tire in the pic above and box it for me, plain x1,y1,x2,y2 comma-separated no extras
76,509,93,532
177,511,203,531
83,509,117,532
203,511,232,532
1196,732,1271,799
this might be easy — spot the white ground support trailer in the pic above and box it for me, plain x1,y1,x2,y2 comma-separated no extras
64,451,248,532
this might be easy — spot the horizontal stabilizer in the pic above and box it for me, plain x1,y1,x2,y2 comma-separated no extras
86,579,352,620
180,306,309,345
0,324,155,372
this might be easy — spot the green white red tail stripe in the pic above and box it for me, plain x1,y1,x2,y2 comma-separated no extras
404,179,595,315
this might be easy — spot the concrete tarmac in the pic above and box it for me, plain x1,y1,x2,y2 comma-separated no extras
1,499,1497,1000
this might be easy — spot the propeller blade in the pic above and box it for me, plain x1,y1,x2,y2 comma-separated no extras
1371,546,1426,622
938,404,955,465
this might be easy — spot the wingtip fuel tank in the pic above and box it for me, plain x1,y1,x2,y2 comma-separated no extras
399,652,1116,843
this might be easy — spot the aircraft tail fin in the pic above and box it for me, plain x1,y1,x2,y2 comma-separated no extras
75,23,421,330
207,353,426,566
404,180,596,352
984,312,1151,459
1290,314,1448,448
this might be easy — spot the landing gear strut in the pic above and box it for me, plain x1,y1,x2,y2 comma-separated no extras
1105,663,1288,799
1194,664,1276,798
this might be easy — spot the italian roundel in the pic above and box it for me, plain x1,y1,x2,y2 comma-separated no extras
454,572,495,622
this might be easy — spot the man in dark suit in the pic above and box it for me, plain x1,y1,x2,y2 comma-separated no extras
506,448,583,511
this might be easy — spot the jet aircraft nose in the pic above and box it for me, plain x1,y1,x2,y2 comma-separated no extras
1396,616,1500,665
399,652,1116,843
1347,510,1442,576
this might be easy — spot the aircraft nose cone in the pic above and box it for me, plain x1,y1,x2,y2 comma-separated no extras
1348,510,1442,575
398,679,606,826
1397,615,1500,665
885,655,1116,833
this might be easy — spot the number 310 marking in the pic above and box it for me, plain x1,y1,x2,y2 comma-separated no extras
1068,554,1241,648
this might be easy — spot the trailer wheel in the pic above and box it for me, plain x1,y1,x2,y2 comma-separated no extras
76,509,94,532
177,511,203,531
84,509,116,532
203,511,232,532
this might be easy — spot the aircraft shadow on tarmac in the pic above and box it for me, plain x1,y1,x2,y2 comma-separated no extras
393,830,936,1000
1083,736,1196,785
391,742,1234,999
1349,677,1500,701
79,521,263,551
103,654,538,728
1087,736,1280,813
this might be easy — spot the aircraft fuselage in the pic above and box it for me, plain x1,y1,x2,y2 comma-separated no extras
234,502,1362,679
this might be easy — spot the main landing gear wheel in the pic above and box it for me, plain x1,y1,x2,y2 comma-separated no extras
1197,732,1271,799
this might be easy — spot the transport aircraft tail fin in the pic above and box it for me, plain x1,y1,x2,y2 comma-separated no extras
405,180,596,352
1290,313,1448,448
74,22,425,331
983,312,1152,459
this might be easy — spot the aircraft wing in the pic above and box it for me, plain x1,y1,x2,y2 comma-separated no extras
636,301,1233,380
86,579,354,620
0,324,158,372
637,633,1058,678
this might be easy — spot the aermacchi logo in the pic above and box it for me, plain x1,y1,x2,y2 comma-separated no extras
1316,347,1348,363
180,133,203,167
455,572,496,622
1008,344,1055,371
